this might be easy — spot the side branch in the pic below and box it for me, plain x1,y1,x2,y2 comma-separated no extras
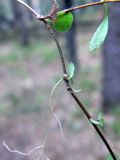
64,0,120,13
16,0,120,21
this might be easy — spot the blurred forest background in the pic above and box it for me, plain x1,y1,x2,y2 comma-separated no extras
0,0,120,160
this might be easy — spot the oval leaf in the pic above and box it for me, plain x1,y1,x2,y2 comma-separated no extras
53,11,73,32
89,4,108,51
97,113,105,129
67,62,75,79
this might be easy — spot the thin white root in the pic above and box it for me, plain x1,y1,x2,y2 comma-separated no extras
36,135,48,160
50,78,65,138
36,153,50,160
36,152,43,160
3,141,44,156
3,135,49,160
43,154,50,160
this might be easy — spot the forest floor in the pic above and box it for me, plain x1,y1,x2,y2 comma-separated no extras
0,26,120,160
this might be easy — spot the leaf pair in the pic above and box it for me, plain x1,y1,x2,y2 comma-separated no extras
89,4,109,51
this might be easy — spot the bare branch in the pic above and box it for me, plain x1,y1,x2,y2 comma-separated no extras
64,0,120,13
16,0,41,17
49,0,58,19
17,0,120,22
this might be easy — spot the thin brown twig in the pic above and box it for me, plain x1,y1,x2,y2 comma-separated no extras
43,20,67,75
64,0,120,13
17,0,120,20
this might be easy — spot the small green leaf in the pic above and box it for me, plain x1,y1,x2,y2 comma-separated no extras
53,11,74,32
67,62,75,79
106,153,120,160
97,113,104,129
90,113,105,130
89,4,108,51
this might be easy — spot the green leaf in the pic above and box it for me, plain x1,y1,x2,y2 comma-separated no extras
89,4,108,51
106,153,120,160
90,113,105,130
53,11,74,32
67,62,75,79
97,113,104,129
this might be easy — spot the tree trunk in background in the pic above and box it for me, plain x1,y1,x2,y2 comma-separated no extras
102,3,120,112
11,0,30,46
0,0,4,32
64,0,78,68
